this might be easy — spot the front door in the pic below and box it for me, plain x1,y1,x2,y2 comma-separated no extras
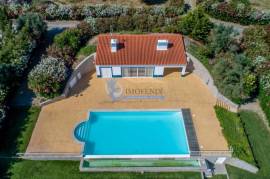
101,68,112,78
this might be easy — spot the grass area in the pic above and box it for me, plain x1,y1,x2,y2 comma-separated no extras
211,175,227,179
259,87,270,126
226,110,270,178
9,160,201,179
214,107,255,164
76,45,96,58
0,107,41,178
187,43,213,72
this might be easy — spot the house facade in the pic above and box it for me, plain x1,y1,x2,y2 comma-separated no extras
95,34,188,78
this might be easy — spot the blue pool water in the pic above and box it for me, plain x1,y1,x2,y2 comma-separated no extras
74,111,190,156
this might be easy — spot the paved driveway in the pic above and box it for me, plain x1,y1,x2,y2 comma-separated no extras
26,71,228,154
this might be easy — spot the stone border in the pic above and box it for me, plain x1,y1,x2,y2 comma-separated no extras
40,53,96,107
186,52,239,113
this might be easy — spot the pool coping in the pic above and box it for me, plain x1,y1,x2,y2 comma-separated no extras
74,108,191,159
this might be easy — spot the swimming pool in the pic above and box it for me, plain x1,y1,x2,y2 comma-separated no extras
74,110,190,159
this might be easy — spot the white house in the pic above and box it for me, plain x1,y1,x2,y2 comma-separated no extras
95,34,188,78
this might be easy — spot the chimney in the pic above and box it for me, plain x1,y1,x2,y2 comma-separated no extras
157,40,168,51
111,39,118,52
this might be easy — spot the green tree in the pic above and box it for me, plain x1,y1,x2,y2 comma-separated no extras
16,13,47,40
207,24,238,56
178,8,213,42
212,54,254,103
243,73,257,96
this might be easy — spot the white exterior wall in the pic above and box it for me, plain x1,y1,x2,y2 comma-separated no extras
96,65,100,76
112,66,121,76
154,66,164,76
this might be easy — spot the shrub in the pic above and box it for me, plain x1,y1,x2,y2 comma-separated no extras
76,45,96,57
207,24,238,56
212,54,254,103
47,28,84,66
178,8,213,42
16,12,47,40
45,4,74,20
243,73,257,96
54,29,82,51
28,57,67,97
242,26,270,61
260,73,270,96
203,0,270,25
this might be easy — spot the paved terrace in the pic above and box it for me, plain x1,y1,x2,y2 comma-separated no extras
26,70,228,154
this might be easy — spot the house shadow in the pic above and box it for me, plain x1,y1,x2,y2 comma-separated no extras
67,71,95,97
163,68,180,77
182,108,200,156
182,60,195,77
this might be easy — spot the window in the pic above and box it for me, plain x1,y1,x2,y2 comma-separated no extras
122,67,154,77
138,67,145,77
145,67,154,77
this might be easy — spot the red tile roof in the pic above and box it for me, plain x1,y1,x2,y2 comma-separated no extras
95,34,187,66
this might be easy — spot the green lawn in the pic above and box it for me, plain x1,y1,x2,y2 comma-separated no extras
76,45,96,58
0,107,41,178
187,43,213,73
9,160,201,179
259,87,270,126
214,107,255,164
225,110,270,179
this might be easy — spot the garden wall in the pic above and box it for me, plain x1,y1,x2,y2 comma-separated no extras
63,53,96,96
186,52,239,113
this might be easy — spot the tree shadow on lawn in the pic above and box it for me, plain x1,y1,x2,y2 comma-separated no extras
0,107,39,179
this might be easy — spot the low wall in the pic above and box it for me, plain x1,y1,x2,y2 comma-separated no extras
186,52,239,113
62,53,96,96
40,53,96,106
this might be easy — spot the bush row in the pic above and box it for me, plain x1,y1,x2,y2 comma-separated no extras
5,2,186,20
203,0,270,25
0,10,46,123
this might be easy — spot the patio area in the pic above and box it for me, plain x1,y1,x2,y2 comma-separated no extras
26,70,228,154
